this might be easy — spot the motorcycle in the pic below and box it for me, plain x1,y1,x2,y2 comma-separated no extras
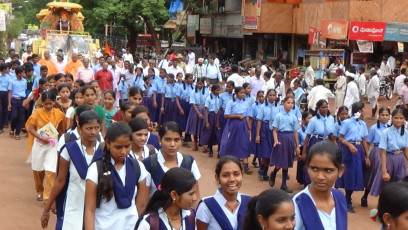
379,75,393,100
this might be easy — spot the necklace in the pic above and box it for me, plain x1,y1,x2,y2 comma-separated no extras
80,139,97,156
225,201,238,212
165,211,183,230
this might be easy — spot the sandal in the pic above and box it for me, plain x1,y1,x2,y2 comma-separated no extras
202,146,208,153
192,146,198,151
37,194,43,201
15,135,20,140
9,131,14,137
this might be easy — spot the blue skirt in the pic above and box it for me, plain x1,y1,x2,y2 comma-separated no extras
296,146,306,184
335,143,364,191
219,118,250,159
185,106,205,136
370,151,407,196
257,122,273,159
160,98,177,124
199,111,221,146
249,120,257,155
175,99,191,131
363,146,381,188
153,93,162,122
142,96,157,123
219,109,227,133
270,131,295,168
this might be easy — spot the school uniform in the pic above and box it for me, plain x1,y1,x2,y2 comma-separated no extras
296,126,307,184
86,158,148,230
147,132,161,150
8,77,27,135
57,127,104,152
152,76,167,122
270,110,299,168
219,98,251,158
336,117,368,191
141,83,156,122
118,80,128,106
219,92,233,133
293,186,347,230
138,207,195,230
129,145,156,161
185,87,209,136
175,82,194,131
244,94,255,108
364,122,387,189
249,102,264,156
370,125,408,196
160,83,178,124
333,121,343,139
142,151,201,196
131,75,145,90
279,104,302,122
56,140,103,230
200,93,221,146
305,114,335,147
0,73,11,129
256,102,279,159
196,189,251,230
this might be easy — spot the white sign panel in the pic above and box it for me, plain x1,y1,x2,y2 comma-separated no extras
0,10,6,31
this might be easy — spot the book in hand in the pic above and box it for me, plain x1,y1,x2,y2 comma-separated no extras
36,122,58,147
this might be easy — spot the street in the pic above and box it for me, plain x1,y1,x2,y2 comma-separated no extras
0,95,397,229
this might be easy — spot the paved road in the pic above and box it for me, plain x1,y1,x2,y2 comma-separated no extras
1,95,397,229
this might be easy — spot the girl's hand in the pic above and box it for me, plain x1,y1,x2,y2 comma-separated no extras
382,171,390,182
41,137,50,144
255,136,260,144
51,202,56,214
238,115,244,120
295,146,301,155
365,157,371,167
41,212,50,229
153,102,158,108
179,109,184,115
205,123,210,130
296,153,303,161
274,141,281,147
8,104,11,111
198,114,204,119
348,144,358,154
216,122,221,130
161,108,165,115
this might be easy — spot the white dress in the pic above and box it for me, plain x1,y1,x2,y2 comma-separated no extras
59,140,100,229
86,158,148,230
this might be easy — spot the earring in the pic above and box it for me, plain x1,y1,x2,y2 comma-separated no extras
387,224,390,229
173,198,175,203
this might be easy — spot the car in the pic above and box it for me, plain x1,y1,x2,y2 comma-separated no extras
17,33,28,40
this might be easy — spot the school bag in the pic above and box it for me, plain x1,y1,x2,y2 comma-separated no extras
95,157,141,208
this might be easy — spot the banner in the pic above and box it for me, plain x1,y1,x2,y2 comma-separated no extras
199,18,212,34
384,22,408,42
349,21,386,41
398,42,404,52
356,40,373,53
243,16,258,30
0,10,6,32
328,39,348,46
308,27,320,45
0,4,10,13
321,20,348,40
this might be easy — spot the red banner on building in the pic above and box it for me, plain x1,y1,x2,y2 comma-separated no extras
321,20,348,40
308,27,320,45
348,21,386,41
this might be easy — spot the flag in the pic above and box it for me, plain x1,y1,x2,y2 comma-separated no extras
105,42,111,55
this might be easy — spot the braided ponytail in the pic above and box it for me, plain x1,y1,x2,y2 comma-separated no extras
97,145,114,202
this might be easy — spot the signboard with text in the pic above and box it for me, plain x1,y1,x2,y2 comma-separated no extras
0,10,6,31
384,22,408,42
243,16,258,30
321,20,348,40
349,21,386,41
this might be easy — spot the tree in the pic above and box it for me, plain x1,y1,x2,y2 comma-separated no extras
81,0,168,54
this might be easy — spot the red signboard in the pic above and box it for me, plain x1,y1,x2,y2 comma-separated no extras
348,21,386,41
308,27,320,45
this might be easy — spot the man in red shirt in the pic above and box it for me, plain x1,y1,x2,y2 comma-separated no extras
94,62,113,91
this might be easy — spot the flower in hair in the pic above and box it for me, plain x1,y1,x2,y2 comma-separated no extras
103,171,111,176
354,112,361,120
158,184,162,191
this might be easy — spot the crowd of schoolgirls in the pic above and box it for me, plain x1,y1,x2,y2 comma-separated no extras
1,53,402,230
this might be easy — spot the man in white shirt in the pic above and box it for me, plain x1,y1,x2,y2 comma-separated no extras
227,65,244,87
206,57,222,84
141,59,150,76
366,70,380,118
380,56,391,77
187,49,195,74
148,59,160,76
125,63,136,86
5,49,16,63
394,68,407,107
167,59,184,79
76,58,94,83
214,54,220,67
356,67,367,98
328,58,345,78
290,71,305,88
22,45,33,63
122,48,133,64
158,54,170,70
274,72,286,102
343,71,360,113
262,71,275,92
192,58,206,80
388,55,396,71
249,67,265,97
304,61,315,91
260,58,272,79
307,79,335,111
